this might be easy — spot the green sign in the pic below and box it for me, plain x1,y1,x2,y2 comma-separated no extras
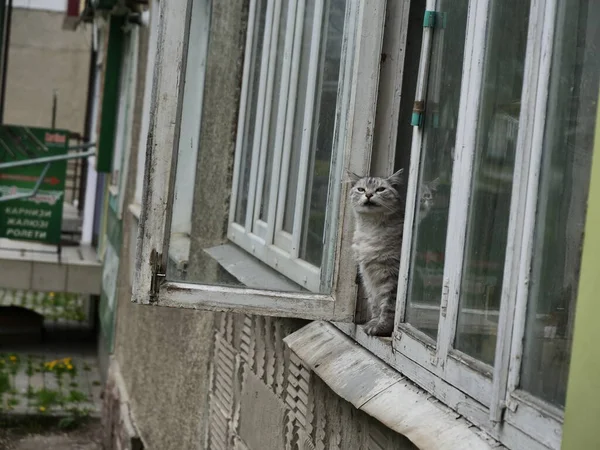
0,126,69,245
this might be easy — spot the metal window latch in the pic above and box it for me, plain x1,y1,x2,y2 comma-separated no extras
149,249,166,301
440,277,450,317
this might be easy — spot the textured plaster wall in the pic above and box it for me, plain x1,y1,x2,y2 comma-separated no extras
4,8,90,133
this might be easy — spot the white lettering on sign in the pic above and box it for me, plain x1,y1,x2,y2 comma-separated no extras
5,207,52,218
6,228,47,240
6,217,49,228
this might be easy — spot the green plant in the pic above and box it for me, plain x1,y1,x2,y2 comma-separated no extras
34,388,61,409
66,390,88,403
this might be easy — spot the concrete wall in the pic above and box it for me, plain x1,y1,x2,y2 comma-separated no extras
4,8,90,134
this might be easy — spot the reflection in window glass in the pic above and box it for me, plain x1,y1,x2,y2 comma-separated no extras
405,1,468,339
300,0,345,266
282,0,314,234
168,0,348,293
454,0,530,365
259,0,289,222
521,0,599,406
235,0,268,225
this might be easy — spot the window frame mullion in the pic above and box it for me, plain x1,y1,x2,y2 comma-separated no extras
228,0,260,231
394,0,437,331
434,0,493,368
252,0,284,240
489,0,558,423
244,0,277,231
504,0,562,417
290,0,326,258
265,0,299,245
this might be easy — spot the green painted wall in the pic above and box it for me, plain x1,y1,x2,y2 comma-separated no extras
562,91,600,449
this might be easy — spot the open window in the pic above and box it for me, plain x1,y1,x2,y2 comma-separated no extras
337,0,596,448
133,0,387,320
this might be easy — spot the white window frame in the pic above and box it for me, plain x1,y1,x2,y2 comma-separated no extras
338,0,568,449
133,0,386,321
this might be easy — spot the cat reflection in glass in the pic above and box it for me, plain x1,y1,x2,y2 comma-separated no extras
349,170,439,336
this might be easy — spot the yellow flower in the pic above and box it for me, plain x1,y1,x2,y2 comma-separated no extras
45,360,57,370
62,358,72,365
67,364,73,370
48,292,55,298
39,406,46,412
9,355,17,362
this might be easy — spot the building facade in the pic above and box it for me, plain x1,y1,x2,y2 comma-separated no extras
85,0,600,449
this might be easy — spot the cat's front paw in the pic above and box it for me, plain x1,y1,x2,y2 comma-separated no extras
363,318,393,337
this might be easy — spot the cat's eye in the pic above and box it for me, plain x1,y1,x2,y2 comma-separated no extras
375,187,386,193
357,187,365,192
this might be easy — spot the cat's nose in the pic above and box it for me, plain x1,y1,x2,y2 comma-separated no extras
365,193,373,199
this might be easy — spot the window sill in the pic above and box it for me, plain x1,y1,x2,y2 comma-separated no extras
285,321,499,450
204,243,305,291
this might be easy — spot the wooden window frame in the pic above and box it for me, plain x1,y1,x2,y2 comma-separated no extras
132,0,386,321
340,0,566,449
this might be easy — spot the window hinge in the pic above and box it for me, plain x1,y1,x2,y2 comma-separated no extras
150,249,166,301
440,277,450,317
411,100,425,127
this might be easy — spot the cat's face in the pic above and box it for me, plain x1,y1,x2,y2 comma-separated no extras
349,169,404,215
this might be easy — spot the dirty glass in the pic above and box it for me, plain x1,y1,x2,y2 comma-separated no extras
454,0,531,365
282,0,314,235
520,0,599,406
404,0,469,340
234,0,268,225
259,0,289,223
300,0,345,266
167,0,348,294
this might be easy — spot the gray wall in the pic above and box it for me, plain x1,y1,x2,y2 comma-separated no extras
4,8,90,134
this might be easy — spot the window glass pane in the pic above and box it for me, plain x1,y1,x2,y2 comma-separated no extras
282,1,314,234
521,0,599,406
234,0,268,225
300,0,345,266
404,0,469,339
454,0,530,365
259,0,289,222
167,0,348,294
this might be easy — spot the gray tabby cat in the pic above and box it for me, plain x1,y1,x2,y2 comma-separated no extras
350,171,440,336
349,169,405,336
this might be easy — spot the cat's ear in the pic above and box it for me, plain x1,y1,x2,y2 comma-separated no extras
387,169,404,189
429,177,441,191
346,171,362,186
